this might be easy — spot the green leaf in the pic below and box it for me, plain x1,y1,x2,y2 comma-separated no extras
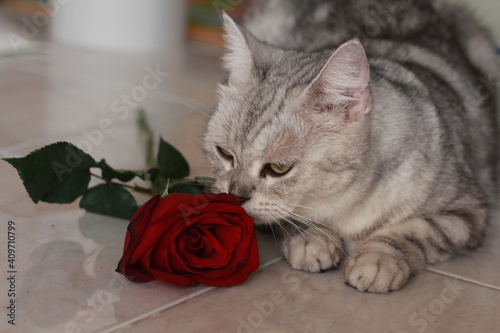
3,142,96,203
146,167,160,182
130,170,150,181
157,137,190,179
80,183,138,220
168,182,204,194
194,176,216,184
98,159,138,182
168,178,214,195
136,109,157,168
97,159,156,183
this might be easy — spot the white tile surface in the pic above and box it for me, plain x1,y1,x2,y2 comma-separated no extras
0,12,498,333
116,261,500,333
426,206,500,290
0,158,281,333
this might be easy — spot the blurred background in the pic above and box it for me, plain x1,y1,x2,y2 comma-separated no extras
0,0,497,56
0,0,250,55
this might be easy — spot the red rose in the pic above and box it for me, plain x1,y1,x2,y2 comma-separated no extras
116,193,259,287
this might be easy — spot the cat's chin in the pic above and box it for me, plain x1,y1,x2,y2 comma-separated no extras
238,204,271,226
250,216,271,226
241,199,298,227
243,208,283,227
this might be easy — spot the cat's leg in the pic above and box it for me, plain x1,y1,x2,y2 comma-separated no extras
282,225,345,273
345,202,488,293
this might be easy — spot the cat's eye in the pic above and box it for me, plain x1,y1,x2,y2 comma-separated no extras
268,163,293,176
217,146,233,161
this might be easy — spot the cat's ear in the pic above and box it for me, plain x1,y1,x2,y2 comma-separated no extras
221,12,254,85
307,39,371,122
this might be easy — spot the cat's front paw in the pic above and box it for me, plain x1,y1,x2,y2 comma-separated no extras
345,251,411,293
282,229,344,273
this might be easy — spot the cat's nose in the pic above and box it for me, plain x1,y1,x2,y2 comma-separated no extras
230,193,250,205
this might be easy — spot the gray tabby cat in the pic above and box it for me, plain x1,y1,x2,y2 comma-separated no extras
204,0,499,293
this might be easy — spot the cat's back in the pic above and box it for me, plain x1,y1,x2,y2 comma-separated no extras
243,0,496,78
244,0,441,50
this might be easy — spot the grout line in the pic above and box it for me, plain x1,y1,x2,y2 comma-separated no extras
104,256,284,332
425,267,500,291
258,256,284,271
100,286,215,333
102,258,492,333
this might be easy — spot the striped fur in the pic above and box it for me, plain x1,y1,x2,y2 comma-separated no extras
204,0,499,293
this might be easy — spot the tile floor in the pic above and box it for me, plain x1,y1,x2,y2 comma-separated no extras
0,17,499,333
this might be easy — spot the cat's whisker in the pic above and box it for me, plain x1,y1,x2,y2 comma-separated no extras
282,216,350,260
268,210,292,241
275,205,350,258
175,101,210,117
265,214,280,248
284,217,330,247
281,215,308,240
291,213,349,258
271,210,317,248
275,206,334,243
282,205,341,233
302,217,341,234
282,200,321,212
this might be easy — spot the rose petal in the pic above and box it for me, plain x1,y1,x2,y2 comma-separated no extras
194,249,259,286
149,222,186,273
149,193,208,224
184,230,229,268
167,233,196,274
196,203,249,218
116,195,161,282
184,227,211,256
116,192,260,287
212,223,240,253
189,217,240,251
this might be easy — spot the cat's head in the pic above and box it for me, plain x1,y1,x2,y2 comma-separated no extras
204,14,372,225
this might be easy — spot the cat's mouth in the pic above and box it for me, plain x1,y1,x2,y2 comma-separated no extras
239,201,277,226
244,201,328,243
243,201,298,227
